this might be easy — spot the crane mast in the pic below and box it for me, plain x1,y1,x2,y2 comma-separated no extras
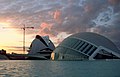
3,24,34,54
22,24,34,54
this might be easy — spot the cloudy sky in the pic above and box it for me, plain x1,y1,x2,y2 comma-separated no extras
0,0,120,53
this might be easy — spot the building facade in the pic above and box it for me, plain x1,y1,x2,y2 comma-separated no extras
51,32,120,60
28,35,55,60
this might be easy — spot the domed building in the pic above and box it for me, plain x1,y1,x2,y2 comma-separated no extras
51,32,120,60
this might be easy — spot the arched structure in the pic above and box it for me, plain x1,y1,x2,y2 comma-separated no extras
28,35,55,60
51,32,120,60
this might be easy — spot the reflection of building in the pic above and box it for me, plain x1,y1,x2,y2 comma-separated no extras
51,32,120,60
28,35,55,60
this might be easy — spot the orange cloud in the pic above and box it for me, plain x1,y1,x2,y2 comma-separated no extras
39,22,53,36
40,22,52,31
39,22,69,46
54,10,61,23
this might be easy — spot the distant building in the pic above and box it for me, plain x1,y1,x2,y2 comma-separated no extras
0,49,6,55
28,35,55,60
0,49,8,60
51,32,120,60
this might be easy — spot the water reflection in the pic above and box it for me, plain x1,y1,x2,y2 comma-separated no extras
0,60,120,77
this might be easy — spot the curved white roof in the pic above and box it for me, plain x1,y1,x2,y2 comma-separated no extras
28,35,55,54
52,32,120,60
70,32,119,53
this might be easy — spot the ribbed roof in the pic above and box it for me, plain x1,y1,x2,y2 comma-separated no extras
69,32,119,53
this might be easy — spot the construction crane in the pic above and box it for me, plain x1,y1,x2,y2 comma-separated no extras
22,24,34,54
3,24,34,54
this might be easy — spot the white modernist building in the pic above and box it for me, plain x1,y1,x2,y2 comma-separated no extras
28,35,55,60
51,32,120,60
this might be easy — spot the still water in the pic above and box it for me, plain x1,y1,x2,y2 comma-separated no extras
0,60,120,77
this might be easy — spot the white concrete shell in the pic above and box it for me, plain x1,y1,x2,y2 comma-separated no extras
51,32,120,60
28,36,55,55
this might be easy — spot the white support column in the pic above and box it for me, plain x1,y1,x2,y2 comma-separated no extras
89,46,102,60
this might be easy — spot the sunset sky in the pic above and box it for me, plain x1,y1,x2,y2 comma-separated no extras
0,0,120,54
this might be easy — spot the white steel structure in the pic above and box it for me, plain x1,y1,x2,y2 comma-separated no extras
51,32,120,60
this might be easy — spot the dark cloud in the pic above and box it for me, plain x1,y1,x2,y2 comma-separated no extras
0,0,120,48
